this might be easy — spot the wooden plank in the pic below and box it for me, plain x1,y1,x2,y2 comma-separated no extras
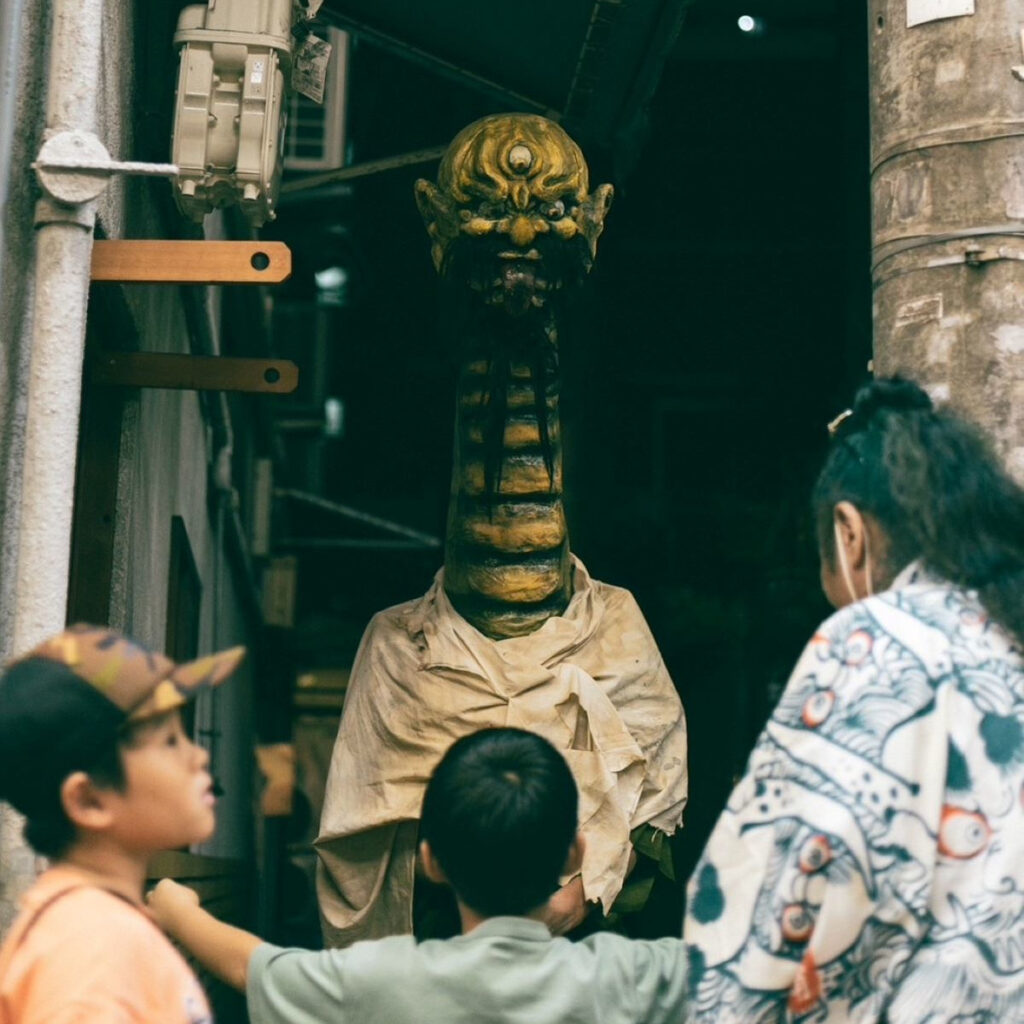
92,352,299,394
149,850,247,880
67,316,126,625
91,240,292,284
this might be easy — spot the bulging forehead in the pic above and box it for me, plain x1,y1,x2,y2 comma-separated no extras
438,113,590,205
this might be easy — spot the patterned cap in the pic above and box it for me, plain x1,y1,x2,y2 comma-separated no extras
11,624,245,723
0,625,245,819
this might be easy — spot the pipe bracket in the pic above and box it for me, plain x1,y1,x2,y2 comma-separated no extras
33,130,112,204
33,195,96,229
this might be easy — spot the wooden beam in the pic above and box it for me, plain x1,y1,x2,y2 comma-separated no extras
91,240,292,284
92,352,299,394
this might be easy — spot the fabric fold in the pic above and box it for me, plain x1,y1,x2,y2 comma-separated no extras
316,557,688,945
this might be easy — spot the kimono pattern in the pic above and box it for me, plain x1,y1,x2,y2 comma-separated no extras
685,564,1024,1023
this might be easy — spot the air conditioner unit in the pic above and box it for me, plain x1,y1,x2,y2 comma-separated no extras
284,28,348,172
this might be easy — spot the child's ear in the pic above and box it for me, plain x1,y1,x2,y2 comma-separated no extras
60,772,116,832
562,832,585,876
419,840,449,886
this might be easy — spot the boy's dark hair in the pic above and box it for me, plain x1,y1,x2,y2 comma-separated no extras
0,658,131,859
420,728,578,917
814,376,1024,644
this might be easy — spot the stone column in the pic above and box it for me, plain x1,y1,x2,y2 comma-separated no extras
868,1,1024,479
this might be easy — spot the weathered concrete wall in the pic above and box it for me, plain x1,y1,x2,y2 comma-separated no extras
0,0,55,934
0,0,50,665
868,0,1024,479
109,290,256,862
1,0,256,930
86,5,258,867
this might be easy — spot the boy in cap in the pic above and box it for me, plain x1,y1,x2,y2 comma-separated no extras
149,727,689,1024
0,623,244,1024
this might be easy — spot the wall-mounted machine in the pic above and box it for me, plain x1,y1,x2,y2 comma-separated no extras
171,0,294,226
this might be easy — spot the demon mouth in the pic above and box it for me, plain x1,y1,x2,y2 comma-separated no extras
485,257,561,315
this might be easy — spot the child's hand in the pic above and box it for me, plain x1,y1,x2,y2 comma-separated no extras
147,878,200,934
540,874,588,936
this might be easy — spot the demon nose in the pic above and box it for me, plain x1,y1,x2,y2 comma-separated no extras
509,216,536,247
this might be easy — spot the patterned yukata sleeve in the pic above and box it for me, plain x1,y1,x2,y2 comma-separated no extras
684,598,948,1023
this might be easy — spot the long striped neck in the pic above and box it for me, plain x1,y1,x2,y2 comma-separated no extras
443,328,571,639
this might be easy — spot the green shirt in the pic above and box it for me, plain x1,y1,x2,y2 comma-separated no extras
247,917,687,1024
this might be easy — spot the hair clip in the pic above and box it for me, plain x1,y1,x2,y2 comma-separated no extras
827,409,853,437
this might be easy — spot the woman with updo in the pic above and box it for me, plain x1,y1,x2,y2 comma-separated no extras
685,378,1024,1023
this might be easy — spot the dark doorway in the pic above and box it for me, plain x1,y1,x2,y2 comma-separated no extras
267,0,872,919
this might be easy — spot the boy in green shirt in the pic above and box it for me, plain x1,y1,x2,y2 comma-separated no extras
150,727,689,1024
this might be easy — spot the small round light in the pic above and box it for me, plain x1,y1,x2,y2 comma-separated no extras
738,15,757,32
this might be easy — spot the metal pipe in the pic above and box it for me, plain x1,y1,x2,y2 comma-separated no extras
12,0,106,655
318,9,548,114
280,146,445,197
32,156,179,177
275,488,442,547
3,0,106,933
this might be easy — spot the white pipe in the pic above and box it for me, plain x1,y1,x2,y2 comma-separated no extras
2,0,107,935
32,156,178,177
12,0,106,656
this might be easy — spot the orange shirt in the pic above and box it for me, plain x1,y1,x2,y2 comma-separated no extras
0,866,211,1024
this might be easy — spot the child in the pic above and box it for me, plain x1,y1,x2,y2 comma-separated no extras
0,624,245,1024
149,727,689,1024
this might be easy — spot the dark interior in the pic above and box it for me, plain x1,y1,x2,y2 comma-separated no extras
256,0,872,908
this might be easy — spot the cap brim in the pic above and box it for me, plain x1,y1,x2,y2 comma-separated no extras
127,646,246,722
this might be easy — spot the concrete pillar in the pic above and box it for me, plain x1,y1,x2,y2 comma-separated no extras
868,1,1024,480
0,811,37,932
1,0,106,932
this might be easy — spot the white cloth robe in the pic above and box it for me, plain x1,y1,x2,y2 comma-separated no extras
315,557,689,946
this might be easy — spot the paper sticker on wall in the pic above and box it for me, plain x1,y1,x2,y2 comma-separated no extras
895,294,942,328
907,0,974,28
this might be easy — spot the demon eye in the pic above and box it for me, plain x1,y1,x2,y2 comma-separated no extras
542,200,565,219
780,904,814,943
798,834,832,874
802,690,835,728
938,807,990,859
473,199,503,219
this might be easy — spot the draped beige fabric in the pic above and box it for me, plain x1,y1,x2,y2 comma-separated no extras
315,558,689,947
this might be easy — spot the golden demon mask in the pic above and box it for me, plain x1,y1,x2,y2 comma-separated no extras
414,113,614,279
